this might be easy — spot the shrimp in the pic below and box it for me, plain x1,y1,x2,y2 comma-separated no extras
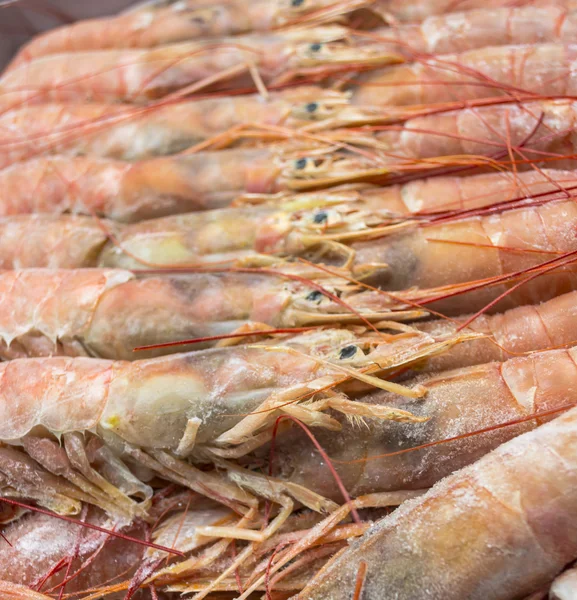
351,43,577,108
7,0,375,67
413,290,577,372
550,567,577,600
0,269,424,360
0,147,388,222
371,0,577,23
251,344,577,502
366,98,577,171
295,402,577,600
0,327,462,519
0,87,348,167
0,508,149,599
365,7,577,57
352,197,577,314
0,27,400,105
249,168,577,216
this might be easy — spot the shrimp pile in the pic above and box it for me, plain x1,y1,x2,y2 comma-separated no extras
4,1,577,599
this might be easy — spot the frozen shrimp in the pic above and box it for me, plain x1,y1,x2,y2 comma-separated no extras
366,7,577,57
7,0,376,68
351,43,577,108
253,168,577,216
0,508,148,599
0,269,424,360
255,344,577,502
296,402,577,600
414,290,577,372
0,327,461,519
0,147,392,222
371,0,577,23
0,27,399,105
366,99,577,171
0,87,348,166
352,197,577,314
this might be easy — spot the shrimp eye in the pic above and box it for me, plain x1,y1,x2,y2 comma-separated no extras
306,102,318,113
313,211,328,224
306,290,323,302
295,157,308,170
339,345,358,360
292,0,305,5
309,43,322,52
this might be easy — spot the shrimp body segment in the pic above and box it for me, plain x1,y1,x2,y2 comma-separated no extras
352,43,577,108
352,198,577,313
296,403,577,600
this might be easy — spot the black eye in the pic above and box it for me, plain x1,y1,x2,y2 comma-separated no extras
313,211,328,224
310,43,322,52
339,345,357,360
306,102,318,113
306,290,323,302
295,158,307,170
292,0,304,5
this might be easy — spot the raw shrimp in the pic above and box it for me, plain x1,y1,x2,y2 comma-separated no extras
352,43,577,108
0,508,149,599
0,87,348,166
0,27,399,105
371,0,577,23
254,344,577,501
0,269,423,360
367,98,577,170
550,567,577,600
0,327,457,518
365,7,577,57
414,290,577,372
255,168,577,216
296,402,577,600
352,197,577,314
7,0,374,67
0,147,388,222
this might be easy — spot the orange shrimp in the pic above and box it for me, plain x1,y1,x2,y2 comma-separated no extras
414,290,577,372
0,87,347,166
0,27,398,105
0,268,422,360
295,401,577,600
6,0,375,68
361,99,577,172
0,147,390,221
350,43,577,108
257,168,577,216
352,198,577,314
365,6,577,57
254,344,577,502
371,0,577,23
